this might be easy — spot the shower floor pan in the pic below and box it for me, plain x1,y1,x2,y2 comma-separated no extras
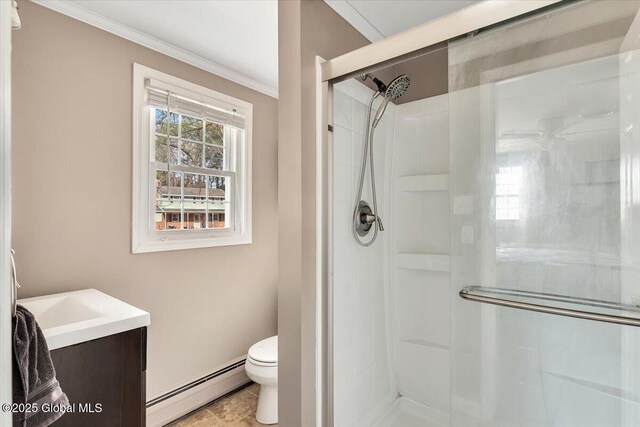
373,397,447,427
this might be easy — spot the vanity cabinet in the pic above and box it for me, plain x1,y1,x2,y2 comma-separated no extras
49,327,147,427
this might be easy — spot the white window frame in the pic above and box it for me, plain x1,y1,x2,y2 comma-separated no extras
132,64,252,253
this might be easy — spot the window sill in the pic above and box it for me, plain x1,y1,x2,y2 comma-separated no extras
132,233,252,253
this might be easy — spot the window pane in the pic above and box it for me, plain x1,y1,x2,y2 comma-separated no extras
169,112,179,137
155,170,168,230
205,146,224,170
155,109,167,134
508,196,519,208
496,196,507,210
157,110,179,136
155,170,182,230
184,173,206,229
169,138,180,165
496,166,523,221
205,122,223,145
181,115,203,141
207,175,226,192
155,135,169,163
156,170,182,197
181,141,203,167
207,175,227,228
185,213,206,230
184,173,206,192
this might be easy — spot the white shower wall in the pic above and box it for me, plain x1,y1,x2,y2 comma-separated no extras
332,79,397,427
390,94,451,424
332,80,454,427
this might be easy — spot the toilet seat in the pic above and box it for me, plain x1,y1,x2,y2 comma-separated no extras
247,356,277,367
248,336,278,366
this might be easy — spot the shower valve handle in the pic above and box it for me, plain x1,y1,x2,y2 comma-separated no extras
361,212,377,225
360,212,384,232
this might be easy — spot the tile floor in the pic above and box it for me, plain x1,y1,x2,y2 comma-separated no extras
167,383,276,426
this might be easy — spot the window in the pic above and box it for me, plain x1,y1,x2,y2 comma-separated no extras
133,64,252,253
496,166,522,221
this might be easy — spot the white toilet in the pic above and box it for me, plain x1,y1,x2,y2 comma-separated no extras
245,335,278,424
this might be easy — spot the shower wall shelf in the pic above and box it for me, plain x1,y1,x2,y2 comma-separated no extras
400,338,450,351
397,253,450,272
459,286,640,327
397,174,449,192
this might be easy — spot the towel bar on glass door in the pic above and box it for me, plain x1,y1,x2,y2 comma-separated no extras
459,286,640,327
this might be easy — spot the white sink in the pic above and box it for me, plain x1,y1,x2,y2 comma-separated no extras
18,289,150,350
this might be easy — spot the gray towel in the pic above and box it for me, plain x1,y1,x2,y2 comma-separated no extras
12,305,69,427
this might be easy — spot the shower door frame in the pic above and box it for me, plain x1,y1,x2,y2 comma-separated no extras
317,1,562,425
320,1,561,83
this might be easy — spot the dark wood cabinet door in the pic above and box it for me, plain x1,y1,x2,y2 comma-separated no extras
50,328,146,427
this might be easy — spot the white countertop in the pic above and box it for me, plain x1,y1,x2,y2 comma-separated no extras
18,289,150,350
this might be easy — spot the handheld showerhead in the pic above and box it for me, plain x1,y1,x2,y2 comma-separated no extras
385,75,411,101
372,75,410,128
372,96,393,127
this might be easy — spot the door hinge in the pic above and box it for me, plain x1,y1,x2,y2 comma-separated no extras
328,124,333,132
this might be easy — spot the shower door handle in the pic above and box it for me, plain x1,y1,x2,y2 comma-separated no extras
459,286,640,327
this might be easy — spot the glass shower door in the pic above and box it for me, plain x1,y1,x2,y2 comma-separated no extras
449,1,640,426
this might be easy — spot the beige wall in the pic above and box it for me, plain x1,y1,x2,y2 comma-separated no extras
11,1,278,401
278,1,371,425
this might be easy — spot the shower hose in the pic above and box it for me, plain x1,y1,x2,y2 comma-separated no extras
353,91,383,247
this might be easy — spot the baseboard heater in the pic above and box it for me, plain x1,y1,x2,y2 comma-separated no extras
146,359,246,407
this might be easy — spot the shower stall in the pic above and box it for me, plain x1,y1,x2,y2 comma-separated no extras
325,1,640,426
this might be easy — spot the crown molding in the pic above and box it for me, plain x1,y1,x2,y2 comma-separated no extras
324,0,384,42
30,0,278,99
